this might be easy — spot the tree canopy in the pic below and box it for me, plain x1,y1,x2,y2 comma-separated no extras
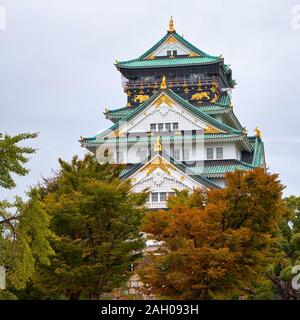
26,155,147,299
139,168,287,299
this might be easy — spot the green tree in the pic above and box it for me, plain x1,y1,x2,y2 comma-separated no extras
140,168,286,299
0,133,38,189
265,195,300,299
29,155,147,299
0,192,54,290
0,132,54,299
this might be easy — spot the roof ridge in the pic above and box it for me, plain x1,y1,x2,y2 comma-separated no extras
172,32,219,59
117,31,220,65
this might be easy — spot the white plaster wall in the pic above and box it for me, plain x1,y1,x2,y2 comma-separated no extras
101,141,241,164
127,101,206,134
205,143,240,160
153,41,190,57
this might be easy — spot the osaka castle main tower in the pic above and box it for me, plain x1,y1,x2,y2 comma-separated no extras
81,18,266,209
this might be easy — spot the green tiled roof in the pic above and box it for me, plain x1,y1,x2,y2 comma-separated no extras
196,105,230,114
249,136,265,167
140,31,219,60
218,94,230,105
121,158,257,183
191,160,255,175
81,133,245,146
106,94,231,122
120,152,221,189
116,31,222,69
106,106,130,117
116,56,221,69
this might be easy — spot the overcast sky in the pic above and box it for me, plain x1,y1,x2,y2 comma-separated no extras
0,0,299,200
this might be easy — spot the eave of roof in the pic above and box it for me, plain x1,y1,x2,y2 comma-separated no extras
116,56,222,69
121,158,259,183
191,159,256,176
105,93,232,122
81,133,246,147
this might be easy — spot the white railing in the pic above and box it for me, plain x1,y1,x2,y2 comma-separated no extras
146,201,168,209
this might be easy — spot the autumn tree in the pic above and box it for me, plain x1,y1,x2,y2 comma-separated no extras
140,168,286,299
26,155,147,299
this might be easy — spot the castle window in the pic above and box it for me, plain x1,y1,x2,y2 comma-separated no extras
160,192,167,201
167,50,172,56
172,122,179,130
173,50,177,56
152,192,159,202
158,123,164,131
216,147,223,159
165,123,171,131
207,148,214,160
150,123,156,131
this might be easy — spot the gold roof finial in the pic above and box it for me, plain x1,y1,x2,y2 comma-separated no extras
154,136,162,152
168,16,175,32
254,127,262,139
160,75,167,89
104,107,108,113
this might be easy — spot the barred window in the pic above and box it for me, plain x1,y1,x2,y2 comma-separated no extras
158,123,164,131
160,192,167,201
172,122,179,130
207,148,214,160
152,193,159,202
150,123,156,131
165,123,171,131
216,147,223,159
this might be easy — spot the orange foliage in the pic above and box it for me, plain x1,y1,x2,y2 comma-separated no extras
139,169,286,299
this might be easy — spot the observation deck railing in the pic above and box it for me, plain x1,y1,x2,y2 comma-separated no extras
122,76,219,91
